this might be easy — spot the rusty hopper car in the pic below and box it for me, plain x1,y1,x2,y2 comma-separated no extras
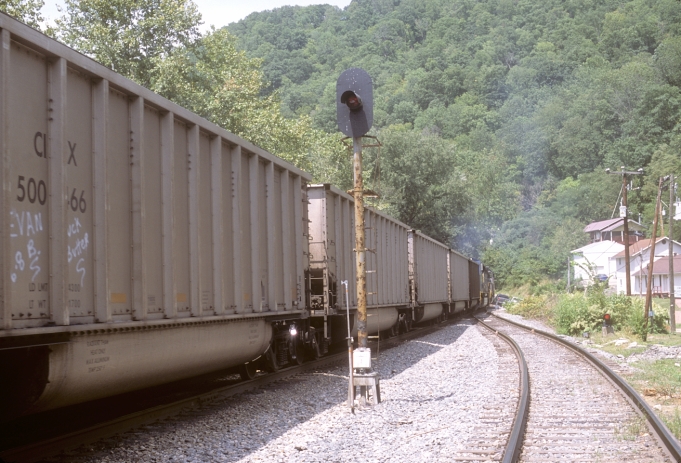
0,13,311,418
407,230,450,325
449,249,471,314
307,184,411,342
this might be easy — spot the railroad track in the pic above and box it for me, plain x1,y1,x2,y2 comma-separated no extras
450,315,528,462
0,319,454,463
476,310,681,463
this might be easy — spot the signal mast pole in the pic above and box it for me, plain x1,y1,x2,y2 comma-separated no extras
353,136,367,348
337,68,379,405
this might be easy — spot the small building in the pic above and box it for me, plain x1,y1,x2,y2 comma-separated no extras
632,254,681,296
612,237,681,295
584,218,644,244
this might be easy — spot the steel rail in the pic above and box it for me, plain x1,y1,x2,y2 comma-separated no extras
0,318,457,463
474,316,530,463
488,311,681,462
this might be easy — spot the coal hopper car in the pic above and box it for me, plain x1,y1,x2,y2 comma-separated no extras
0,13,311,418
307,184,411,346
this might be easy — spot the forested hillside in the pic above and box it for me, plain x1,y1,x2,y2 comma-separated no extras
227,0,681,288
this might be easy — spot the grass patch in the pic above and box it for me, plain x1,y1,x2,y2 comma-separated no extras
625,360,681,441
662,408,681,441
629,359,681,399
615,416,648,441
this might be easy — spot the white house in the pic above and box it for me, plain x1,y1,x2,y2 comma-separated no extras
632,255,681,296
611,237,681,294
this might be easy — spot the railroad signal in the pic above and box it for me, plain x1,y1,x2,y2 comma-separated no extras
602,313,614,336
336,68,373,138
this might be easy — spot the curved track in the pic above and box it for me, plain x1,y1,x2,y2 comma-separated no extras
450,317,528,462
0,320,454,463
479,310,681,462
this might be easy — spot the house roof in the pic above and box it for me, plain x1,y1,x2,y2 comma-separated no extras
651,255,681,275
612,237,677,259
639,255,681,275
583,218,644,233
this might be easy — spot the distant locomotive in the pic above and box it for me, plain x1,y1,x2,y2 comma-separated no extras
0,13,494,419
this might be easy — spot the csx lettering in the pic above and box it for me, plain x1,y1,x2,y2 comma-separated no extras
67,141,77,166
34,132,46,158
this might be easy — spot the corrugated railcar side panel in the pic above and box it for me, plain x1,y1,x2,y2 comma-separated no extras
6,41,50,328
450,250,470,305
308,184,409,312
468,260,481,306
0,15,311,333
409,231,449,305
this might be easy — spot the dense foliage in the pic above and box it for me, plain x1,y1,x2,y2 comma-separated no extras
226,0,681,286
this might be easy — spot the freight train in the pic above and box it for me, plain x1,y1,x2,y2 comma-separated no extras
0,13,494,419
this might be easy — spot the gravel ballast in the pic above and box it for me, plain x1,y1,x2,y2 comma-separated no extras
50,320,503,463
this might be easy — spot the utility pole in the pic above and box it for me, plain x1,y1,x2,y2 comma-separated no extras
669,174,676,333
606,166,643,296
644,177,664,341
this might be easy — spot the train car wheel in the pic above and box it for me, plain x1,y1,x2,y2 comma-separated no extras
239,361,258,381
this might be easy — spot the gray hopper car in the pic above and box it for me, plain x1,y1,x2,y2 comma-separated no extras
0,12,310,418
450,249,471,313
408,230,450,324
307,184,411,341
0,13,495,419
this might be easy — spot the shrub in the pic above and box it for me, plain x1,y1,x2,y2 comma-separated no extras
554,294,602,335
626,299,669,336
553,292,669,337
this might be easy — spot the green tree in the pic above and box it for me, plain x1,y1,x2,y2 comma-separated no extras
151,27,344,169
0,0,44,29
56,0,202,87
373,128,468,244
